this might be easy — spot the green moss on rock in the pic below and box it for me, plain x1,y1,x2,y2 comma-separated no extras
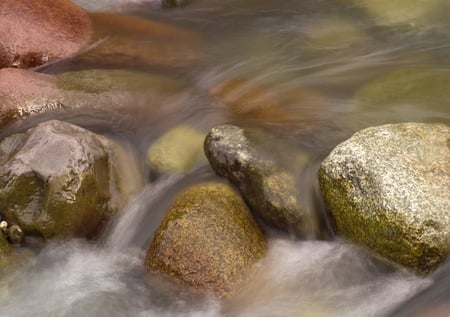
145,182,266,297
0,232,11,256
319,123,450,273
0,120,140,240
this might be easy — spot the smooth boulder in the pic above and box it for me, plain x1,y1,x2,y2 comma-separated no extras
0,120,141,239
145,182,266,297
319,123,450,273
204,125,323,237
146,125,205,174
0,0,92,69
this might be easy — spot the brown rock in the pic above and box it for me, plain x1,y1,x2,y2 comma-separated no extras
209,78,330,131
145,182,266,297
76,13,201,69
0,0,93,69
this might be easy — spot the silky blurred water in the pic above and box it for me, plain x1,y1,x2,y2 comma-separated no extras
1,0,449,316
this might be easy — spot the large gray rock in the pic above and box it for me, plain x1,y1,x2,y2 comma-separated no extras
204,125,323,237
145,182,266,297
319,123,450,273
0,120,142,240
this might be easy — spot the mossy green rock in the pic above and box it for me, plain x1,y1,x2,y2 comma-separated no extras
353,67,450,124
204,125,322,237
319,123,450,273
146,125,205,174
0,231,11,256
145,182,266,297
0,120,137,240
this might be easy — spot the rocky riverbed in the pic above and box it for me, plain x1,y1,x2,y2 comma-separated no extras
0,0,449,316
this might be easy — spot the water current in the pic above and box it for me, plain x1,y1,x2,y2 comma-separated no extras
1,0,449,316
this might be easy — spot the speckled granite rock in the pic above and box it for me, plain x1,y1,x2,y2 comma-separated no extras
319,122,450,273
0,0,92,69
204,125,323,237
145,182,266,297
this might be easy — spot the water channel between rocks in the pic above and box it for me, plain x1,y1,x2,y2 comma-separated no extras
1,0,449,316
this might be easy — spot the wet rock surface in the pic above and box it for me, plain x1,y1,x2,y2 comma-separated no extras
319,122,450,273
353,67,450,124
204,125,323,237
75,12,201,70
146,125,205,174
0,0,93,69
0,68,188,132
0,120,132,240
145,182,266,297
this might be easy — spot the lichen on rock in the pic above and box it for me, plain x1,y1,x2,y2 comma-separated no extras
319,122,450,273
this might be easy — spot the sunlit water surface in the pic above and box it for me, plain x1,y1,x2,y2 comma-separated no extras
1,0,449,316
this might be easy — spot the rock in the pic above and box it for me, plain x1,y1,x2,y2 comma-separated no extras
0,231,11,256
353,67,450,124
0,68,188,131
7,225,24,245
75,12,201,69
319,123,450,274
303,17,370,51
349,0,446,28
146,125,205,174
57,69,187,94
204,125,323,237
145,182,266,297
0,0,92,69
209,78,330,133
0,120,142,240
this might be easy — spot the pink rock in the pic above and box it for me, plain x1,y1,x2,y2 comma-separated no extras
0,0,93,69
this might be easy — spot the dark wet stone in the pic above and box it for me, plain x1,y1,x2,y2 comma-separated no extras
6,225,24,245
145,182,266,297
319,123,450,274
204,125,323,237
0,120,136,240
0,0,92,69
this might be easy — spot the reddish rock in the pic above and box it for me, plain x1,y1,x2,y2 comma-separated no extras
75,13,201,69
0,0,93,69
0,68,64,128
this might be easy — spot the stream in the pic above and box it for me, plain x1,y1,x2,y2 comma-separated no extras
1,0,449,316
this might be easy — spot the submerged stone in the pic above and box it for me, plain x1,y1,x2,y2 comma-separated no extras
146,125,205,174
204,125,323,237
0,68,188,131
319,123,450,274
0,0,92,69
209,79,331,135
76,12,201,69
353,67,450,122
304,17,370,51
145,182,266,297
57,69,186,94
0,120,141,240
349,0,446,28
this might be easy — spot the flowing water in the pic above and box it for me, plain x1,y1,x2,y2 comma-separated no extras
1,0,450,316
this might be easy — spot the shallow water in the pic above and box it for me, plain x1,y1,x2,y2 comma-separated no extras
1,0,450,316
